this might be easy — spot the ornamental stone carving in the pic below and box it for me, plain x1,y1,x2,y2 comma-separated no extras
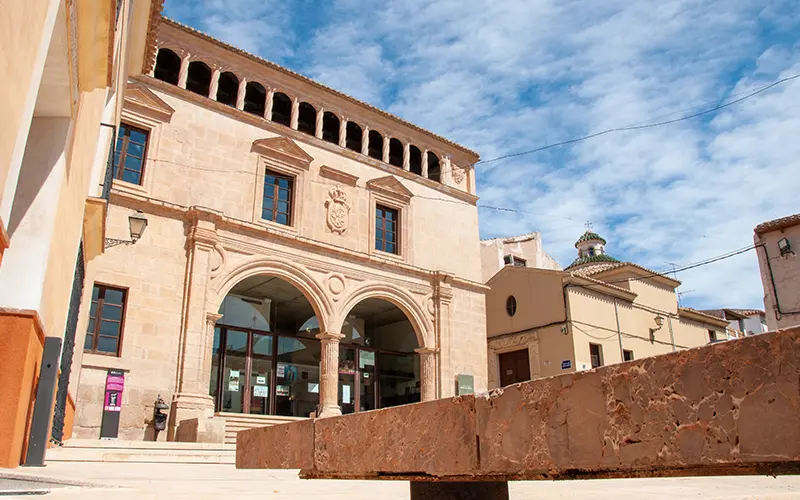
325,186,350,234
452,165,466,185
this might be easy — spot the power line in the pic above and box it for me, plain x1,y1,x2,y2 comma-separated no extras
567,244,761,290
471,72,800,167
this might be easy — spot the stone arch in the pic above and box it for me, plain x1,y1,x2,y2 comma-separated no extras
212,255,333,333
153,47,180,85
335,283,433,349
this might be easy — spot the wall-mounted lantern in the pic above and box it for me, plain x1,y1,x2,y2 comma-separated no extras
649,315,665,344
778,237,793,256
153,394,169,438
105,210,148,249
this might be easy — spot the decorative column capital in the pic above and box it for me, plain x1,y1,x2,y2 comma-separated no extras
316,331,345,342
415,346,439,355
206,312,223,327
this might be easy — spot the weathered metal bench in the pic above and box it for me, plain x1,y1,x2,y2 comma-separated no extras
237,327,800,499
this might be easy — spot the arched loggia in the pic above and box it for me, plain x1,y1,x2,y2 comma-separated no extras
153,48,180,85
210,275,329,417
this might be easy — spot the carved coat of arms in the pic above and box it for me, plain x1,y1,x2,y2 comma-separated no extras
325,186,350,234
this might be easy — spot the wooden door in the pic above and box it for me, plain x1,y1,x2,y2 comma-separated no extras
498,349,531,387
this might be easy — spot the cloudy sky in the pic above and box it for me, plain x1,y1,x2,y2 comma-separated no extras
165,0,800,310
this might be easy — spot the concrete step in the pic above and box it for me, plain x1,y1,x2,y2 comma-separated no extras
46,440,235,464
216,413,305,445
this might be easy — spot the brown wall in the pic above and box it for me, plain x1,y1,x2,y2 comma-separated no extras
0,310,45,468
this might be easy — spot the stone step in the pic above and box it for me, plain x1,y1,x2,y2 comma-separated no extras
46,440,235,464
216,413,305,445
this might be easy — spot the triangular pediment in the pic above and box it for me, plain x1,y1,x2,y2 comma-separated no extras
124,82,175,122
251,136,313,169
366,175,414,204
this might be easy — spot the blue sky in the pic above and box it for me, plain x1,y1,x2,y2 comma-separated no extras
164,0,800,310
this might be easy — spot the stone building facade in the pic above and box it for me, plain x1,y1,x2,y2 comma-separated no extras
70,18,487,442
754,213,800,330
484,231,731,389
0,0,161,467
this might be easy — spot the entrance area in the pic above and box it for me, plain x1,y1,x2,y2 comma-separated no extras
209,276,420,417
498,349,531,387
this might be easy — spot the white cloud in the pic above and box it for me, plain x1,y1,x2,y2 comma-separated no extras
171,0,800,310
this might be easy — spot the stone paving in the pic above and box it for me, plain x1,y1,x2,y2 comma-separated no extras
2,463,799,499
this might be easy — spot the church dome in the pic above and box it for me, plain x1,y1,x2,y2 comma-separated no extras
565,230,618,270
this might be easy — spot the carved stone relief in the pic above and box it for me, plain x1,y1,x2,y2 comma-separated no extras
325,186,350,234
452,165,466,185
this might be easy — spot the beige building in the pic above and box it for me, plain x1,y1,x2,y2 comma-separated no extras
485,231,730,389
68,18,488,443
0,0,160,467
755,213,800,330
480,231,561,282
700,308,767,336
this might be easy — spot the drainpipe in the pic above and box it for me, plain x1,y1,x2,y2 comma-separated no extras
613,298,624,361
667,316,676,352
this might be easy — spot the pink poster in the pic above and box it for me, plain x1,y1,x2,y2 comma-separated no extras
103,370,125,412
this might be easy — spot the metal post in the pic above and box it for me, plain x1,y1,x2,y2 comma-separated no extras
613,298,624,362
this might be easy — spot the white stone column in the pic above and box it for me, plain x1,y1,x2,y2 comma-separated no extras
416,347,439,402
361,126,370,155
171,208,220,438
441,155,453,186
208,68,220,100
421,148,429,178
290,97,300,130
178,54,191,89
201,312,223,391
382,135,390,163
264,88,274,120
316,331,344,417
338,116,347,147
235,78,247,110
315,107,324,139
403,142,410,171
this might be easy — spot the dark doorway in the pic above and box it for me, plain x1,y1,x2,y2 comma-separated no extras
498,349,531,387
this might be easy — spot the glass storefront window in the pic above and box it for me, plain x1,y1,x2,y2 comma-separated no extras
221,329,248,413
358,350,376,412
210,327,221,408
249,333,273,415
275,337,320,417
218,296,271,331
338,346,356,414
378,352,420,408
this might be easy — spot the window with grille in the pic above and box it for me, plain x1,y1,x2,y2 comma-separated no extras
114,123,148,185
375,205,399,254
589,343,603,368
262,169,293,225
84,284,128,356
503,255,526,267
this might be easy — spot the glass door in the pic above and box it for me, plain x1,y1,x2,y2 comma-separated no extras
220,329,248,413
338,346,356,414
249,333,273,415
358,350,376,412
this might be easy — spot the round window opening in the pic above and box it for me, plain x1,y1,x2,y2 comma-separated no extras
506,296,517,317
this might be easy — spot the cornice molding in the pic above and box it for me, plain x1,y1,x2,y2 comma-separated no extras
251,136,313,170
106,188,486,293
124,81,175,122
366,176,414,205
319,165,359,187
